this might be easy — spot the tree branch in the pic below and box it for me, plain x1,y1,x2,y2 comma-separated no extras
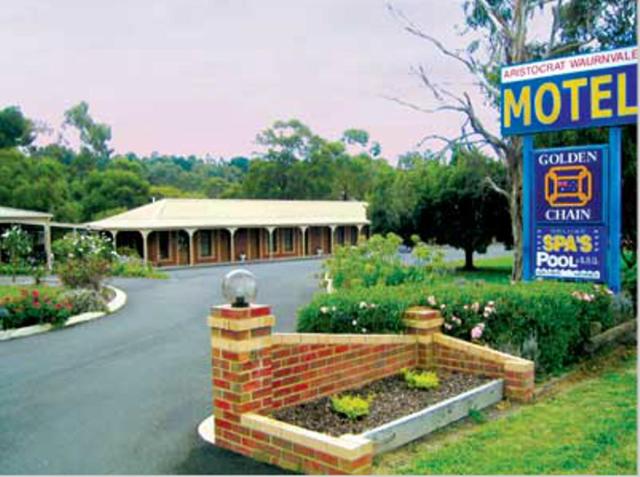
484,176,511,200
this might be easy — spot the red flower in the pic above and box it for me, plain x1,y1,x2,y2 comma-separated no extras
32,290,40,299
33,301,41,309
55,304,62,310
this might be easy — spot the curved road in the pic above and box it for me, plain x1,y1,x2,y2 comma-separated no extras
0,259,323,474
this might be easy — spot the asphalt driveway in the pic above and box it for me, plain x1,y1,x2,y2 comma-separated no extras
0,259,323,474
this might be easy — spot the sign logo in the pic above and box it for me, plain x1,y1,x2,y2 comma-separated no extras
544,165,592,207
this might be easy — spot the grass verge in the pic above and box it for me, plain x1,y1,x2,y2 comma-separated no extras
374,347,637,475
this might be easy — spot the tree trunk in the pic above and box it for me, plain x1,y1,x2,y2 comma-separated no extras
463,247,475,271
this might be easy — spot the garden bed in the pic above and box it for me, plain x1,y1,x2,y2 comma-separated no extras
272,371,491,437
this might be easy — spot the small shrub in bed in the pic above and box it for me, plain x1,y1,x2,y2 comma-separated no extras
403,369,439,390
58,288,108,315
297,281,625,375
330,394,373,420
53,233,114,290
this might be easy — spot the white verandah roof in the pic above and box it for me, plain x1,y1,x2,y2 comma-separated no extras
87,199,370,231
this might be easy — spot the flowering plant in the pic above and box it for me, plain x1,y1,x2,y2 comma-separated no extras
1,289,73,330
53,233,114,290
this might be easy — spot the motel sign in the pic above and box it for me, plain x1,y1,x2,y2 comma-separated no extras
500,46,638,291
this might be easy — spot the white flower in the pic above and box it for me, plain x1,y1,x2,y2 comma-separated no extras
487,301,495,307
440,304,446,310
471,302,480,313
331,306,337,311
463,304,469,311
444,323,452,330
320,306,329,314
427,295,437,306
359,301,367,309
361,328,367,333
352,320,357,326
369,303,377,309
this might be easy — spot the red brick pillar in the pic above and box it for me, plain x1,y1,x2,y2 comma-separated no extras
504,360,535,402
404,306,443,369
208,304,274,455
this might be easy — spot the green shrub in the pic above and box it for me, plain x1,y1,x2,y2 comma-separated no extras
1,225,32,282
403,369,439,390
0,262,32,277
0,288,72,329
297,281,624,375
330,394,373,420
110,259,168,279
58,288,108,315
324,233,448,290
53,233,114,290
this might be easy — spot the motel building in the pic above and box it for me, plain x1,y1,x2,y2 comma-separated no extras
87,198,370,267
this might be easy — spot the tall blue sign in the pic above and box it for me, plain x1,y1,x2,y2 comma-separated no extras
530,145,608,282
501,46,638,292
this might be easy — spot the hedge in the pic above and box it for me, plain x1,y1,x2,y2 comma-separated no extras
297,281,631,375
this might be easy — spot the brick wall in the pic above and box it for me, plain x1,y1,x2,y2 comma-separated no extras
208,304,535,474
270,340,416,410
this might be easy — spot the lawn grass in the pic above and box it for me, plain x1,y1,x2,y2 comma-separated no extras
448,254,513,283
0,284,62,301
379,351,637,475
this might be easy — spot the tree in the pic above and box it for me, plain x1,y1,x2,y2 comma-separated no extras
63,101,112,162
82,170,150,219
415,147,511,270
389,0,635,280
1,225,32,282
0,106,35,149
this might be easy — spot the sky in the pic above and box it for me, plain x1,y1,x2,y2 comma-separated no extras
0,0,547,162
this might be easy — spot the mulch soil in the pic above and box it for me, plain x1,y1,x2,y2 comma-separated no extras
272,371,491,436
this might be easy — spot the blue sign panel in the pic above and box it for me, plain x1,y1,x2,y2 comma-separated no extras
533,225,606,281
501,46,638,136
534,146,605,224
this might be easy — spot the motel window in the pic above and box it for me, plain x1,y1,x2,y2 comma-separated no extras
158,232,170,260
350,227,358,245
200,230,214,257
336,227,345,245
282,228,294,252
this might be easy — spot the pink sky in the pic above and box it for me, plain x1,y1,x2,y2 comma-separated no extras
0,0,548,161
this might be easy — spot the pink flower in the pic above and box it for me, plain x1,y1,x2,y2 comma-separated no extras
471,323,485,340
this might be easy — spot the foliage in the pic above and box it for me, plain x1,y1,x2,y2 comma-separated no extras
402,369,439,390
324,233,448,290
0,262,32,277
110,258,168,279
297,280,626,374
53,233,114,290
1,225,32,282
0,288,72,329
387,354,637,475
0,106,34,148
58,288,108,315
30,264,46,285
330,393,373,420
414,147,512,270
